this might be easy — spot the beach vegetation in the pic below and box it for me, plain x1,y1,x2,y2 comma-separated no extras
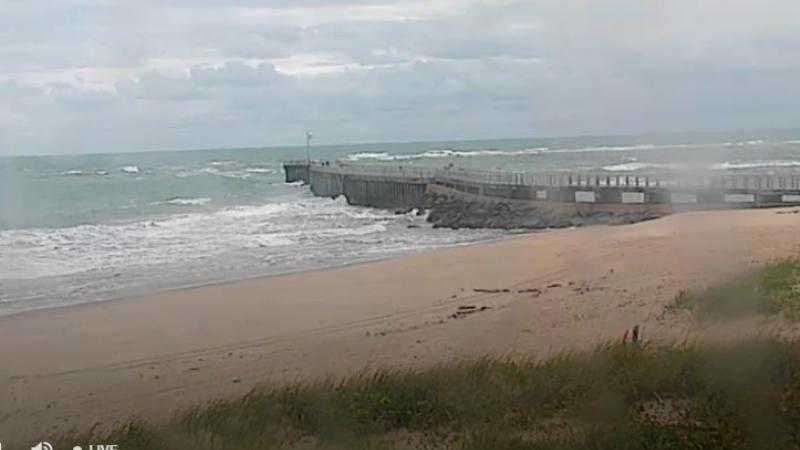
56,338,800,449
667,259,800,320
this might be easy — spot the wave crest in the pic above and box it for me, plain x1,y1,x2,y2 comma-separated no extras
120,165,140,174
244,167,275,175
714,160,800,170
346,148,550,161
164,197,212,206
344,139,800,162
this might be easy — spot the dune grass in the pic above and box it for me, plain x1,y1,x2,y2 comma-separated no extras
669,260,800,320
56,339,800,449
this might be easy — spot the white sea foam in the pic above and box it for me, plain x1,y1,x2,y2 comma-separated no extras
346,152,394,161
344,145,670,161
0,202,298,280
345,148,551,161
63,169,85,176
164,197,212,206
314,223,387,237
344,140,798,162
714,160,800,170
95,170,109,176
602,162,670,172
194,166,273,180
724,140,765,147
209,160,237,167
120,165,140,174
602,159,800,172
0,196,427,283
245,167,276,174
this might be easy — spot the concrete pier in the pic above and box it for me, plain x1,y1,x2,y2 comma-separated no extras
283,161,800,212
283,161,310,184
343,176,427,209
284,162,432,208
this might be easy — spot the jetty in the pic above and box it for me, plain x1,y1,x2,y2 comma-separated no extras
282,160,800,214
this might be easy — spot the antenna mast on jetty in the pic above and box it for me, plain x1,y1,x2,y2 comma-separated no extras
306,131,313,165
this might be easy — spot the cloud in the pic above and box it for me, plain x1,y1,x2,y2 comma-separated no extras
1,0,800,154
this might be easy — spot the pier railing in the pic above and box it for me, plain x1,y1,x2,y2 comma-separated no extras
284,160,800,208
437,170,667,189
318,161,439,181
437,168,800,191
283,160,800,192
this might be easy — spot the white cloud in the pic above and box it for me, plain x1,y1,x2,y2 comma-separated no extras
1,0,800,154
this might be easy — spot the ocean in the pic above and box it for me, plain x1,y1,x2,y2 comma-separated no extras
2,130,800,315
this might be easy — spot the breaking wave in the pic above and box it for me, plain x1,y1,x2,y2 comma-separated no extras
714,160,800,170
120,165,140,174
345,148,550,161
602,162,675,172
0,198,406,282
345,139,800,162
163,197,212,206
209,160,238,167
602,159,800,172
244,167,275,175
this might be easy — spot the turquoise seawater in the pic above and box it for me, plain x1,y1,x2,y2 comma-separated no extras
2,131,800,315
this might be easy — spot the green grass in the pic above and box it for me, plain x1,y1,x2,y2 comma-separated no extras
668,260,800,320
55,339,800,449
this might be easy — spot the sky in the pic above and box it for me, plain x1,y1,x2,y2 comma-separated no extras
1,0,799,155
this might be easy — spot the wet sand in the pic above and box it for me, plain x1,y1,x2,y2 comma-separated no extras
2,207,800,442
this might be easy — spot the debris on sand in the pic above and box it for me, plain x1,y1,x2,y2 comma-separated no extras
622,325,643,345
450,305,492,319
517,288,543,296
517,288,541,294
473,288,511,294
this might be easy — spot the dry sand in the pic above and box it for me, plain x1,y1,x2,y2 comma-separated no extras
3,207,800,441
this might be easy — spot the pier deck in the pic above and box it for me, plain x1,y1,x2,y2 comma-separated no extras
283,161,800,211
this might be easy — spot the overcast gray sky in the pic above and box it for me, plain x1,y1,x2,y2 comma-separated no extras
1,0,799,154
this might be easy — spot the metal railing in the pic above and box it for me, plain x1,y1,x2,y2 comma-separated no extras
283,161,800,191
436,168,800,191
282,160,332,167
317,161,438,181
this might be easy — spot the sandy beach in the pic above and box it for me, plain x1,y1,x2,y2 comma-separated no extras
3,207,800,441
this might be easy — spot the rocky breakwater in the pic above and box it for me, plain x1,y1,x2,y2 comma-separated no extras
424,193,661,230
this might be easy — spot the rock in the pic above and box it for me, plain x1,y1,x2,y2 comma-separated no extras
424,193,661,230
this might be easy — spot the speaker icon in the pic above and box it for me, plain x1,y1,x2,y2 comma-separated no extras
32,442,54,450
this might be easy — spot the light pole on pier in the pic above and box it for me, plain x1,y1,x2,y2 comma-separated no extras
306,131,313,165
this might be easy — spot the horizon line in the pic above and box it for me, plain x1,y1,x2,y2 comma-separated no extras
3,126,800,159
